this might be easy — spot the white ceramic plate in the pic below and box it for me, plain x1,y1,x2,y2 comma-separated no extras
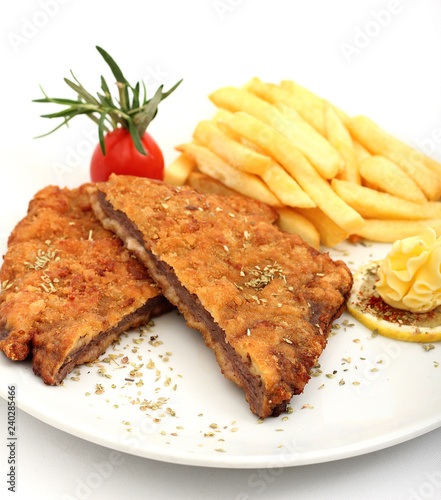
0,174,440,468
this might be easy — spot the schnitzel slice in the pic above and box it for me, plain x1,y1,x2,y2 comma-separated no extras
0,184,170,384
89,175,353,418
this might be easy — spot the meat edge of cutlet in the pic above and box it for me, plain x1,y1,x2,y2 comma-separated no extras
32,294,171,385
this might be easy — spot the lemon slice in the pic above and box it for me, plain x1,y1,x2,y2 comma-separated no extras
347,262,441,343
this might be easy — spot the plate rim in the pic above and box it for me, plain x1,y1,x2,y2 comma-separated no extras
1,385,440,469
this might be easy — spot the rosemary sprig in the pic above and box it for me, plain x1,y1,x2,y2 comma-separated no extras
33,46,182,155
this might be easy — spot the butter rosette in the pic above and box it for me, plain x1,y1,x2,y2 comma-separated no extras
376,227,441,313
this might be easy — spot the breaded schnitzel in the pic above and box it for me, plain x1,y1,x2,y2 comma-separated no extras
89,175,353,418
0,184,170,384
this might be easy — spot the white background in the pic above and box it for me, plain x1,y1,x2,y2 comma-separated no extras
1,0,441,499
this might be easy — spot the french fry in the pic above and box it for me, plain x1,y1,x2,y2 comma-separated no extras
276,207,320,249
280,79,351,129
220,112,365,234
349,115,441,201
176,142,282,207
332,179,441,220
209,87,344,179
215,119,245,143
238,136,267,155
217,123,269,157
358,156,426,204
163,153,195,186
354,219,441,242
261,161,316,208
423,156,441,177
210,108,239,139
276,104,344,178
247,78,325,135
193,121,271,175
211,108,235,123
296,207,348,248
199,113,316,208
353,139,371,163
213,123,317,208
210,85,278,118
186,171,240,196
278,79,326,134
323,101,361,184
353,141,375,192
210,86,290,151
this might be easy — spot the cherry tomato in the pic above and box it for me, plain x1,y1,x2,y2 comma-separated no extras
90,128,164,182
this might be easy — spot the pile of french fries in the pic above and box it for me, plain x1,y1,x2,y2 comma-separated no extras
164,77,441,249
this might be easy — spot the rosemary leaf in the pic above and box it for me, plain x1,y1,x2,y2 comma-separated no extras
65,74,100,105
141,80,147,106
132,85,163,136
96,91,115,109
34,115,78,138
33,97,83,106
132,82,140,110
40,104,98,119
96,46,127,86
161,78,183,100
127,116,147,155
100,76,114,106
87,112,110,133
98,112,107,154
96,46,130,110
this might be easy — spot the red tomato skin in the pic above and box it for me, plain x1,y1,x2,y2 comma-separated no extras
90,128,164,182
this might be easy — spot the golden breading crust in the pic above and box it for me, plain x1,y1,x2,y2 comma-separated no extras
0,184,170,384
89,175,353,418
